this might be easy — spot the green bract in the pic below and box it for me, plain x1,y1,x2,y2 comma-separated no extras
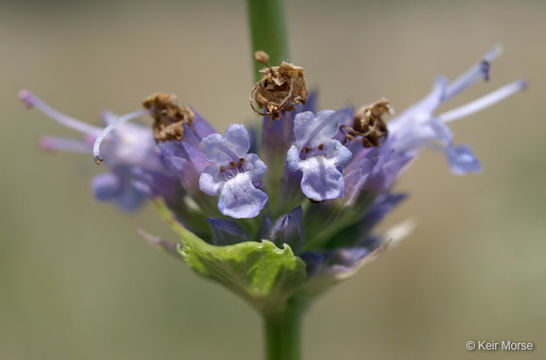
156,201,306,314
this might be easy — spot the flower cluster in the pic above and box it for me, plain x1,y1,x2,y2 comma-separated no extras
20,47,525,311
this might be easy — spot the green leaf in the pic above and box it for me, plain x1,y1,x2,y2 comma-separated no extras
155,200,307,314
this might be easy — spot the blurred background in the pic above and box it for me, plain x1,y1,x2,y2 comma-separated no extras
1,0,545,359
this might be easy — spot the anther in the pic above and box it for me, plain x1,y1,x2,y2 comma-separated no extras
18,89,35,108
480,60,490,81
254,50,270,66
229,161,236,169
250,51,308,120
220,165,226,173
318,144,324,150
142,92,194,143
92,109,148,165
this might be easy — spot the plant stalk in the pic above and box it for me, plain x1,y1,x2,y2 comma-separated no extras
246,0,289,83
263,296,307,360
245,3,300,357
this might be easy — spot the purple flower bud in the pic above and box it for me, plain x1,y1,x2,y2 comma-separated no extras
207,218,250,245
270,206,304,252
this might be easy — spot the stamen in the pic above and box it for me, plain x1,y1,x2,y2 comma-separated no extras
254,50,271,66
101,110,117,125
92,110,148,165
142,92,195,143
444,45,502,101
18,89,102,136
39,135,92,154
438,80,527,123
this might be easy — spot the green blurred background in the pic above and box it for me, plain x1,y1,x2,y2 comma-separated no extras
1,0,545,359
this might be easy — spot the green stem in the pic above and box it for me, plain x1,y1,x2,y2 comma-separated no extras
264,296,307,360
246,0,289,82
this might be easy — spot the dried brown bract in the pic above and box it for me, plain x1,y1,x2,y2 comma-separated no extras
250,51,308,120
142,92,194,143
340,98,392,148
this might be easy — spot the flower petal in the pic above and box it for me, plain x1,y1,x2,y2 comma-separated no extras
201,124,251,163
218,172,268,218
244,153,268,183
92,172,122,200
223,124,251,157
200,133,230,163
299,156,345,201
199,164,223,197
446,144,481,175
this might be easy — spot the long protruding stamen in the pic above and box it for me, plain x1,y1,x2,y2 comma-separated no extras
92,110,148,164
444,45,502,101
18,89,103,136
101,110,118,125
40,135,92,154
439,80,527,123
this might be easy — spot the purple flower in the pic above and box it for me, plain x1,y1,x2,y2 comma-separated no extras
339,47,526,204
21,47,527,299
286,110,353,201
386,46,525,176
159,140,210,196
19,90,178,211
199,124,268,219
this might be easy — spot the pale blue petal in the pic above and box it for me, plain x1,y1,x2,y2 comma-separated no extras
200,124,251,163
218,172,268,219
244,153,268,182
116,187,147,212
294,110,337,148
446,145,481,175
92,172,122,200
223,124,251,157
286,145,300,172
200,133,231,163
299,156,345,201
331,141,353,166
313,110,339,139
199,164,222,196
293,111,315,140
